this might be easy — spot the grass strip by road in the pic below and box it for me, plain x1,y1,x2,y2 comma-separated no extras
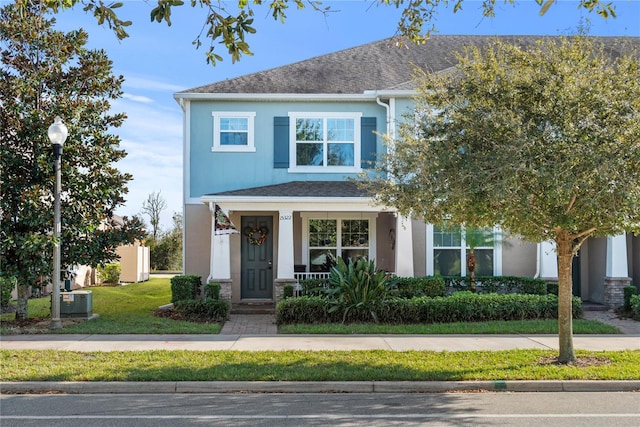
2,349,639,382
278,319,619,335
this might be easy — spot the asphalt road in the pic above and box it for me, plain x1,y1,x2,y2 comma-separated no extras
2,392,639,426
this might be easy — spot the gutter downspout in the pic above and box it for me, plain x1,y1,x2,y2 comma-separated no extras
207,201,215,283
534,243,541,279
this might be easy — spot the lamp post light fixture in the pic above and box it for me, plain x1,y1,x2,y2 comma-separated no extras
48,116,68,330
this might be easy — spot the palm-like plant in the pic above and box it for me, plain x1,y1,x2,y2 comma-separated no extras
464,227,497,293
325,257,393,323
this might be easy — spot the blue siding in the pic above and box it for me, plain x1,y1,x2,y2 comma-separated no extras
188,100,392,199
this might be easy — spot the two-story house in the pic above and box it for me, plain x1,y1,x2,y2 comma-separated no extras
174,35,639,309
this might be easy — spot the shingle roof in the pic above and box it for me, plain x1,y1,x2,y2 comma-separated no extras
208,181,370,198
178,35,639,95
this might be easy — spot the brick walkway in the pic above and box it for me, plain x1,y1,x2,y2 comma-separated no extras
220,314,278,335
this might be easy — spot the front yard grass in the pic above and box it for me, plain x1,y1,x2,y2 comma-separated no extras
0,276,622,335
0,277,221,335
1,349,639,381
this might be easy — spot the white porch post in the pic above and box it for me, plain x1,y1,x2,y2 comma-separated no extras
395,215,414,277
208,203,232,300
604,233,630,309
275,210,295,301
539,240,558,281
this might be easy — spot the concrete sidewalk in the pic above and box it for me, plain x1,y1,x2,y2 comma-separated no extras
1,333,639,352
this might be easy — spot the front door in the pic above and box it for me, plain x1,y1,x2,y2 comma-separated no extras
241,216,273,299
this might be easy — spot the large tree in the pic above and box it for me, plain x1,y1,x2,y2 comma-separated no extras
32,0,619,65
368,36,640,363
0,2,145,320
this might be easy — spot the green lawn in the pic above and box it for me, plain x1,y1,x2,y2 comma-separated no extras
0,277,622,335
1,349,639,381
0,277,221,334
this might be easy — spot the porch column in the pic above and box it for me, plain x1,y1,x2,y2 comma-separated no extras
538,240,558,281
208,204,232,301
604,233,631,309
274,209,295,302
395,215,414,277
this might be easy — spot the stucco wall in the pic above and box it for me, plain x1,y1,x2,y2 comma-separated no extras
184,204,212,283
501,237,537,277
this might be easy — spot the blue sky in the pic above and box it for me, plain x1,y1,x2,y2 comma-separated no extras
46,0,640,230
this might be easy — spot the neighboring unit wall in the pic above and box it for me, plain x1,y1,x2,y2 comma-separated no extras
587,237,607,304
184,204,212,283
502,238,537,277
117,243,150,283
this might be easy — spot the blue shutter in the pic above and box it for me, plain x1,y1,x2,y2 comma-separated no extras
361,117,377,169
274,116,289,168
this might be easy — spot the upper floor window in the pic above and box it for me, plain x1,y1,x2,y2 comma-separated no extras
289,112,362,172
212,112,256,152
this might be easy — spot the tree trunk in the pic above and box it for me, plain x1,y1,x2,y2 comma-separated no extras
15,282,29,320
555,233,575,363
467,251,477,293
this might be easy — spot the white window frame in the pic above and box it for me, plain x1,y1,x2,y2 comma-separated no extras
212,112,256,152
288,112,362,173
300,213,377,271
426,224,503,276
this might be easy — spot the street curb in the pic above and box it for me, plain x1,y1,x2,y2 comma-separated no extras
2,380,639,394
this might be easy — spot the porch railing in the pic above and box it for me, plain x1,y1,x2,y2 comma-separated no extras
293,272,330,282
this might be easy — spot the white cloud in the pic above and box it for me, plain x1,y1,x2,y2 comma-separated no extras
121,74,185,93
122,93,154,104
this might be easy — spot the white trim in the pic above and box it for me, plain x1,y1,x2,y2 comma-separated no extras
288,112,362,172
174,92,415,102
211,112,256,153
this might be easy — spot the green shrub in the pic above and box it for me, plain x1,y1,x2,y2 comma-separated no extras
283,284,294,299
204,282,221,300
444,276,547,295
395,276,446,298
97,264,121,284
174,298,229,321
276,292,583,325
546,282,559,296
1,275,16,307
326,257,395,323
623,286,638,311
630,294,640,317
298,279,328,296
170,275,202,303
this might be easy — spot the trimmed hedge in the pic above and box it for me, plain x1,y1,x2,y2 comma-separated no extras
205,282,221,300
97,263,121,284
170,275,202,303
276,292,583,325
630,294,640,317
173,298,230,321
623,286,638,311
444,276,548,295
394,276,446,298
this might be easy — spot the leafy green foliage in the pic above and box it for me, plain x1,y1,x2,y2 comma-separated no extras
444,276,548,295
33,0,619,66
326,258,395,323
0,3,145,320
368,35,640,363
97,264,121,284
170,275,202,303
173,298,230,322
394,276,446,298
204,282,221,300
623,286,638,311
631,294,640,317
276,292,583,325
0,276,16,308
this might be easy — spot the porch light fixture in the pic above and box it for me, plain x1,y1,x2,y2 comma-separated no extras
48,116,68,329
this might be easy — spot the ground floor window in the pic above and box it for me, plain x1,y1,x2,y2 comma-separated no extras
427,224,501,276
302,213,377,272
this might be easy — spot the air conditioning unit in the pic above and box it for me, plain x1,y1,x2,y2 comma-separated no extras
60,291,93,319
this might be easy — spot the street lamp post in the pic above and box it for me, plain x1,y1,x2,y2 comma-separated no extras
48,116,68,330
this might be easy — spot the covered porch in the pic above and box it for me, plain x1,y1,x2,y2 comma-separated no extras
201,181,415,304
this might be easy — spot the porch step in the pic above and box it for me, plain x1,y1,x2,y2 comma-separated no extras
583,302,607,312
231,302,275,315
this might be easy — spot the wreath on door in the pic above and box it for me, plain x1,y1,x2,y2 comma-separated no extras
244,226,269,246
